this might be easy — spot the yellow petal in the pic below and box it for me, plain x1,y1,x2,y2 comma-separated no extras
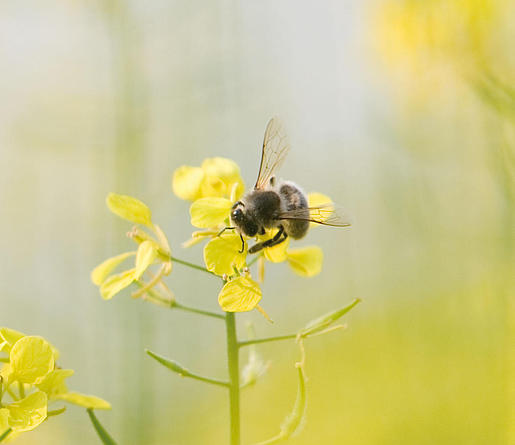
7,391,47,432
172,165,204,201
307,192,333,227
10,336,54,384
200,175,227,198
218,277,262,312
204,233,247,276
55,392,111,410
190,197,233,228
99,269,135,300
260,229,290,263
134,241,158,280
36,369,74,399
91,252,136,286
106,193,153,227
201,158,244,199
308,192,332,208
0,408,8,434
0,328,25,353
287,246,323,277
201,157,241,181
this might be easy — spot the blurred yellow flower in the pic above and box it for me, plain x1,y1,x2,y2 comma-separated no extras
172,157,244,201
0,328,110,440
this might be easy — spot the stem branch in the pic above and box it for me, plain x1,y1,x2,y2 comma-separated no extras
170,256,215,276
238,333,297,348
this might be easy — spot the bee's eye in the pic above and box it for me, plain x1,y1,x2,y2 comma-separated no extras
231,208,243,221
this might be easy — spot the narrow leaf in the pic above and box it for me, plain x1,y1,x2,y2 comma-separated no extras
145,350,190,376
298,298,360,338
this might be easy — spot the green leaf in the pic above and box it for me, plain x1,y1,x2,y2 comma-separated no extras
280,366,307,437
87,409,117,445
145,349,189,376
298,298,361,338
106,193,152,227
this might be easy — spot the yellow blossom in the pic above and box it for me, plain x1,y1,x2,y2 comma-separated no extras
92,194,172,301
204,233,247,276
0,327,111,440
173,157,244,202
218,276,262,312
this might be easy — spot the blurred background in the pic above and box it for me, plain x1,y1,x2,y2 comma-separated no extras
1,0,513,444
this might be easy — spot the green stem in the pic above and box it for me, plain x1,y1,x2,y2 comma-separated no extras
136,281,224,320
174,302,225,320
246,254,261,268
170,256,215,276
0,429,11,443
87,409,117,445
225,312,240,445
238,334,297,348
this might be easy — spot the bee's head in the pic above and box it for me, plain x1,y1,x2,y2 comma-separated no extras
230,201,244,224
230,201,258,237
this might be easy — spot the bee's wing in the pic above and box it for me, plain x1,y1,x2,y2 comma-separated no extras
255,117,290,190
277,203,352,227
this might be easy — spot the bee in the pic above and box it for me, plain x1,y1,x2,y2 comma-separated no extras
229,117,351,254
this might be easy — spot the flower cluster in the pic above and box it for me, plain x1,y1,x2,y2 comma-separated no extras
0,328,110,441
92,157,333,315
173,157,331,313
91,193,173,303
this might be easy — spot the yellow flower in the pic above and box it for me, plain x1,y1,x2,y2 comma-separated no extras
172,157,244,201
91,193,173,301
0,329,110,439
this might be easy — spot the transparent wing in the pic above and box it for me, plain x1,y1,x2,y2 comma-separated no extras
276,203,352,227
255,117,290,190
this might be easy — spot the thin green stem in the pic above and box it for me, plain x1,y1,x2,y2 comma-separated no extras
18,382,25,399
0,429,11,443
170,256,215,276
174,302,225,320
225,312,240,445
238,333,297,348
181,372,229,388
136,281,224,320
246,254,261,268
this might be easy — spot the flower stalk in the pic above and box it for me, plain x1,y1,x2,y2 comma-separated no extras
225,312,241,445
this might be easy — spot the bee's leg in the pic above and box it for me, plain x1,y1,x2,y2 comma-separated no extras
239,233,245,253
217,226,235,237
249,226,286,254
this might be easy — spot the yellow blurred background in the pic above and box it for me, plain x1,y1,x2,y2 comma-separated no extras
1,0,513,444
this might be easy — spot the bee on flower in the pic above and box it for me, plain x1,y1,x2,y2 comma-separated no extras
172,117,351,313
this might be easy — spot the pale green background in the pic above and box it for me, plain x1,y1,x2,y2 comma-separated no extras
0,1,513,444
